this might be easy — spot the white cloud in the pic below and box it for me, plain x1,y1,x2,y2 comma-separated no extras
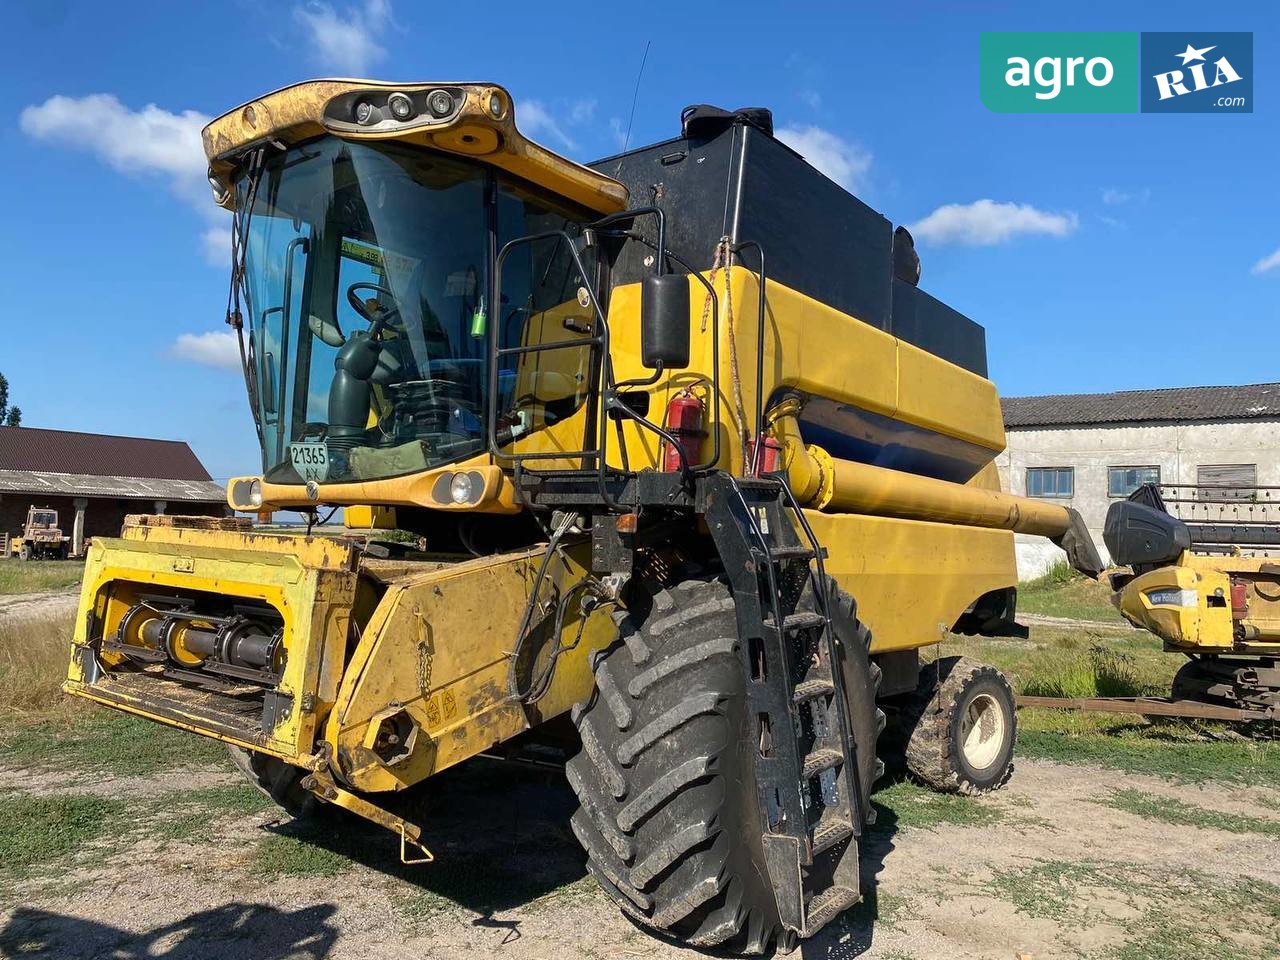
293,0,391,75
1251,247,1280,275
775,124,871,193
518,100,577,150
20,93,211,204
569,99,597,125
1101,186,1150,206
171,331,242,371
201,225,232,267
910,199,1079,247
799,89,822,110
608,117,628,149
19,91,229,270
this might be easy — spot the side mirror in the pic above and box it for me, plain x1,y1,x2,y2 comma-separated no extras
641,274,690,369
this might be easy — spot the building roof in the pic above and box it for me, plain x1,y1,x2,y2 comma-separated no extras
1003,382,1280,429
0,426,212,480
0,469,225,503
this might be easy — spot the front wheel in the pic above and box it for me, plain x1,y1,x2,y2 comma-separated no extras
898,657,1016,794
18,544,30,562
566,576,882,954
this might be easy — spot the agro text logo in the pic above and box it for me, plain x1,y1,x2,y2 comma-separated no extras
981,33,1137,113
1141,33,1252,112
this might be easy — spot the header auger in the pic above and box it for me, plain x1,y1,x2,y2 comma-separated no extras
64,79,1099,953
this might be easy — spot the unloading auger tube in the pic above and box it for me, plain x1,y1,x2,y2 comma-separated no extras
781,433,1104,577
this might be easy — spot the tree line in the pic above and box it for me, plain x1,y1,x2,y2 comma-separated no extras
0,373,22,427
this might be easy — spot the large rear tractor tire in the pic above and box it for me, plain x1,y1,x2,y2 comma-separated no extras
897,656,1016,794
567,577,882,954
227,747,322,819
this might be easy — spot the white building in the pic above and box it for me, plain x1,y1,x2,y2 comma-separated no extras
997,382,1280,579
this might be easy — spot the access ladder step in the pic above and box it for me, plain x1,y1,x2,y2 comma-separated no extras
810,817,855,856
793,678,836,703
802,749,844,780
767,543,815,561
765,612,827,634
804,885,859,933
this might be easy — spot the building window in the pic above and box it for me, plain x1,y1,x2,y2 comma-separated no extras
1108,465,1160,498
1027,467,1073,498
1197,464,1257,501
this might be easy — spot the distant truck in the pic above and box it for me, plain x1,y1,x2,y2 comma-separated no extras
2,506,71,560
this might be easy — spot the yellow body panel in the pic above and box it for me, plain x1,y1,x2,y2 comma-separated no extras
809,511,1016,653
325,543,613,792
1117,552,1280,654
345,505,397,529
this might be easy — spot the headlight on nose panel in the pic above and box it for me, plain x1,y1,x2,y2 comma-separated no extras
431,471,486,507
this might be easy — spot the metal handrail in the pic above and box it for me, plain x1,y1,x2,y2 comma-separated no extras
486,208,726,509
730,240,769,477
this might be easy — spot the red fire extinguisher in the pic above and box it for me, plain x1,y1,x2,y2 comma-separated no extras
662,389,705,472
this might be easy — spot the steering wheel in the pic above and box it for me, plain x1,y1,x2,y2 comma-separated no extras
346,282,401,337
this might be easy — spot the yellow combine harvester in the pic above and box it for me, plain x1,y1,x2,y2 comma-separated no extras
64,80,1101,952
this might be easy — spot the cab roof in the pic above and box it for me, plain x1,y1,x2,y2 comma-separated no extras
202,79,629,215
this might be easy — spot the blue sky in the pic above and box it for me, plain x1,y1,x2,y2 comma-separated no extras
2,0,1275,481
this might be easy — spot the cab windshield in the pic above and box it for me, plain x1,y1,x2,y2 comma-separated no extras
235,137,593,485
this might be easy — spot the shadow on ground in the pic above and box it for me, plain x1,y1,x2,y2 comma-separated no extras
0,903,339,960
266,755,588,936
263,755,902,956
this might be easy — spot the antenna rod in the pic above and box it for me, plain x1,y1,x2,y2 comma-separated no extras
621,40,652,155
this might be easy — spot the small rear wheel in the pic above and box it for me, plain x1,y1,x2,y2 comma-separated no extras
18,544,31,562
898,656,1015,794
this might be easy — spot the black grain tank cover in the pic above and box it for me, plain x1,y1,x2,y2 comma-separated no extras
590,106,989,376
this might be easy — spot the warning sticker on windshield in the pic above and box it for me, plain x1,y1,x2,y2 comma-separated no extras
289,442,329,483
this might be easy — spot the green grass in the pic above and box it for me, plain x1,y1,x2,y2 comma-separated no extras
0,792,123,882
144,784,275,843
932,624,1173,701
0,559,82,595
1017,562,1123,622
1017,710,1280,786
0,708,227,777
987,859,1280,960
871,779,1004,831
1020,643,1154,699
252,831,354,878
1100,788,1280,838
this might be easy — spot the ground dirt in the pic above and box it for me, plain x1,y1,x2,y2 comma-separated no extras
2,746,1277,960
0,590,78,622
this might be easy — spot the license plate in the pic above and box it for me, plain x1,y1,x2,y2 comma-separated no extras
289,442,329,483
